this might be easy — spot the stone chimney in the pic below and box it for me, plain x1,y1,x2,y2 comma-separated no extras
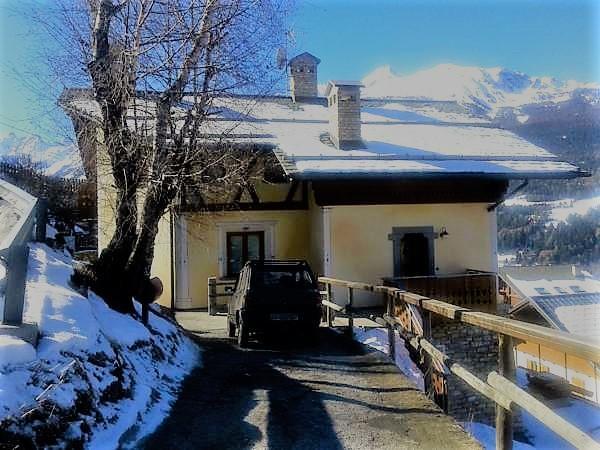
325,80,364,149
289,52,320,102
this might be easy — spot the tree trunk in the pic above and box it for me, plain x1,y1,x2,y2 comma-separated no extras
125,183,175,304
91,174,139,313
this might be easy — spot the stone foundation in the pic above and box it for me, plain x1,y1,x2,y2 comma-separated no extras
429,317,527,441
431,318,498,425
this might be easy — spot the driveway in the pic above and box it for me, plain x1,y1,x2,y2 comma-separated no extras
141,313,480,450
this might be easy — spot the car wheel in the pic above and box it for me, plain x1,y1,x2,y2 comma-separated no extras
228,320,236,338
238,317,249,348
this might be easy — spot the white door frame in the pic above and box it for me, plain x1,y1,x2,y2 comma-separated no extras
174,214,192,309
216,220,277,278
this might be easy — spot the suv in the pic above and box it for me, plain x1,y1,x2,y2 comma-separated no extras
227,260,322,347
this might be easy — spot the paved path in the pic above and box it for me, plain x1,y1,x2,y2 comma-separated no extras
141,313,480,450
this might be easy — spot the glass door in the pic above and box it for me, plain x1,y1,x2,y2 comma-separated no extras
226,231,265,277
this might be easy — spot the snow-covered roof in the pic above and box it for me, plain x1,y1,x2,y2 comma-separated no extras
501,266,600,341
61,90,585,180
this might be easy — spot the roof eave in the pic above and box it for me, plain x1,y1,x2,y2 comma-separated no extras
287,169,588,182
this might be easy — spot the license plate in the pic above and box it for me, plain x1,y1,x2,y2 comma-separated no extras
270,313,299,321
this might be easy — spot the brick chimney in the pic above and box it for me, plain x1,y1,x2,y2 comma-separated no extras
289,52,320,102
325,80,364,149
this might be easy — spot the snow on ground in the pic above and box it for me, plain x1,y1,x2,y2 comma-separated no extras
0,244,200,448
515,368,600,449
461,422,534,450
504,194,600,224
353,325,600,449
498,252,517,267
550,195,600,223
354,326,425,391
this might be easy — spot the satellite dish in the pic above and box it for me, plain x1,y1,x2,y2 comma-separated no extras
276,47,287,70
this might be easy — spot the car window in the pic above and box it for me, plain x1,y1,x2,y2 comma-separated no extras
251,267,314,288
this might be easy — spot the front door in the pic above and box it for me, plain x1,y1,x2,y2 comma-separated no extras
389,226,435,277
399,233,431,277
226,231,265,277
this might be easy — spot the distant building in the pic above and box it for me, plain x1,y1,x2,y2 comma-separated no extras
500,265,600,403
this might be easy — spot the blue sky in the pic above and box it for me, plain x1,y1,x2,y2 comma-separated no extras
290,0,600,83
0,0,598,141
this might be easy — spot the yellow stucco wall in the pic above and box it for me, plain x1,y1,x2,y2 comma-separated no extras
181,209,310,308
326,203,496,306
96,142,173,308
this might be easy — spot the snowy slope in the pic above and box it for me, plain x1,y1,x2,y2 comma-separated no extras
0,244,199,448
361,64,599,115
0,132,84,179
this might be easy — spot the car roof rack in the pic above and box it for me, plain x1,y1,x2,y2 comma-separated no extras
246,259,309,266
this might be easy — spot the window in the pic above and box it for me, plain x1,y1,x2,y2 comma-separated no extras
554,286,568,294
251,267,314,289
570,285,586,294
534,287,551,295
226,231,265,277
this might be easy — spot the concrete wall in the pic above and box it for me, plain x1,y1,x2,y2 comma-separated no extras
325,203,497,307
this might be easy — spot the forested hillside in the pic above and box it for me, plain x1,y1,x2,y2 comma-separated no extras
498,98,599,267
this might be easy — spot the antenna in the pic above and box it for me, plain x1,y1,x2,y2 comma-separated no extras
276,47,287,70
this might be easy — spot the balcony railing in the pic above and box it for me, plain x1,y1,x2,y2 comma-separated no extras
382,270,498,313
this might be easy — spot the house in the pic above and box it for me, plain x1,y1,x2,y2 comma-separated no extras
499,265,600,403
60,51,587,312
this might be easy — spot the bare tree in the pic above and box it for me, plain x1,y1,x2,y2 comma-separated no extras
51,0,289,312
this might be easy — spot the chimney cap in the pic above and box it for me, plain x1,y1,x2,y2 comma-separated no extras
324,80,364,97
289,52,321,65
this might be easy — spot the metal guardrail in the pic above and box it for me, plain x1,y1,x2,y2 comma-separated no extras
0,179,38,325
318,276,600,450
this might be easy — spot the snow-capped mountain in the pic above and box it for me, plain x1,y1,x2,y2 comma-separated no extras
361,63,599,114
0,132,84,179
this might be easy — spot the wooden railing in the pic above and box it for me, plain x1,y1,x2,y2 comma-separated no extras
383,271,497,312
207,277,235,315
318,276,600,450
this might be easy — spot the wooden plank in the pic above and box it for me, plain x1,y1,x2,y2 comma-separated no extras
208,277,217,316
322,276,600,364
462,311,600,364
318,277,374,291
347,287,354,336
422,299,469,320
488,372,600,450
496,334,515,450
322,299,345,313
326,283,333,327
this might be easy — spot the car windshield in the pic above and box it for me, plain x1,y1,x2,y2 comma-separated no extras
251,267,314,289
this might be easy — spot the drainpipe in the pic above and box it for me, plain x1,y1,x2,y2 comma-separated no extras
487,179,529,212
169,209,176,311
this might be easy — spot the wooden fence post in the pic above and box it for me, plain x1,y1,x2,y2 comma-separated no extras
422,309,433,397
387,292,396,360
326,283,333,327
208,277,217,316
496,333,515,450
347,286,354,336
